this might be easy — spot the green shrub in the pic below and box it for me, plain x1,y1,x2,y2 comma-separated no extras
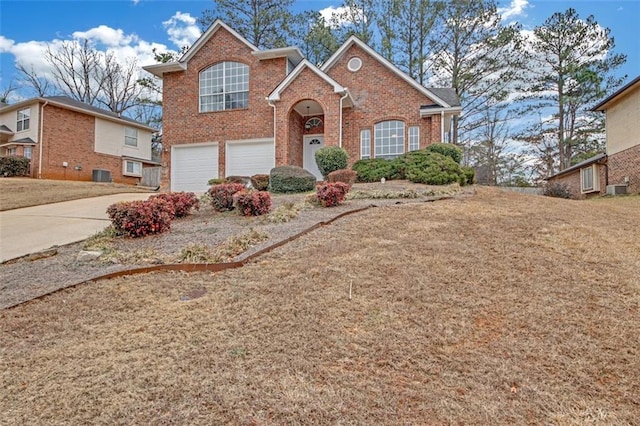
461,166,476,185
106,198,174,237
207,183,245,211
0,156,30,177
233,190,272,216
403,151,466,185
316,182,351,207
543,182,572,199
208,178,225,186
269,166,316,193
327,168,357,185
352,158,403,182
315,146,348,178
250,174,270,191
425,143,463,164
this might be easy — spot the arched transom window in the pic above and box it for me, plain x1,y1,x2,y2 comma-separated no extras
199,61,249,112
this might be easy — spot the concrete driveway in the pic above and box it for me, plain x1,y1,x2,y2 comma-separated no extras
0,193,153,263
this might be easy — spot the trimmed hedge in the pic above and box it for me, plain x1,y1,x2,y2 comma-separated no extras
316,182,351,207
315,146,348,178
149,192,200,218
461,166,476,185
106,198,174,237
403,150,466,185
207,178,225,186
327,169,357,185
352,158,403,182
250,174,270,191
269,165,316,193
208,183,245,211
425,143,463,164
233,190,272,216
0,156,30,177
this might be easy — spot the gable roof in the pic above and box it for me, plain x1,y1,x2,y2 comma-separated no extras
0,96,155,131
321,36,460,110
267,59,354,107
591,75,640,112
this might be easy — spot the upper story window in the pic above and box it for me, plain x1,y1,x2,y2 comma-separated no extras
200,61,249,112
374,120,405,159
17,108,30,131
124,127,138,147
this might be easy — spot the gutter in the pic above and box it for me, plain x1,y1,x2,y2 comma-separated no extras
339,89,349,148
38,100,49,179
267,98,277,162
441,110,445,143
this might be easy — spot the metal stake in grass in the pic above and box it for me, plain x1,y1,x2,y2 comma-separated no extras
349,279,353,300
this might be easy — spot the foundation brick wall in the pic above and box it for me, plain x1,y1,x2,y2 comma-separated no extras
608,144,640,194
548,163,607,199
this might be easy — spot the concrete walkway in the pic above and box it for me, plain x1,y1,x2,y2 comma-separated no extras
0,193,153,263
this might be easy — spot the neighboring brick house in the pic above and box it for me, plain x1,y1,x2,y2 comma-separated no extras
0,96,159,185
144,19,461,192
547,75,640,198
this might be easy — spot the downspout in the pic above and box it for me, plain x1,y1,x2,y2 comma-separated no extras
38,100,49,179
441,110,445,143
267,98,276,163
339,89,349,148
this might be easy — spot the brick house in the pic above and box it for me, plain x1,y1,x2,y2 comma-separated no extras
143,19,461,192
0,96,159,185
546,75,640,198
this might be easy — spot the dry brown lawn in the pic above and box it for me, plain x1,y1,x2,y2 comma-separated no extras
1,188,639,424
0,178,153,211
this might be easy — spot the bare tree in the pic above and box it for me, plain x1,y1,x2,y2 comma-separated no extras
0,81,18,103
16,64,51,97
97,54,143,114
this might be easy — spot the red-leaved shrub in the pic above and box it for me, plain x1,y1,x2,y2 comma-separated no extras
327,169,357,185
250,174,270,191
316,182,351,207
233,190,272,216
106,198,174,237
207,183,245,211
150,192,200,218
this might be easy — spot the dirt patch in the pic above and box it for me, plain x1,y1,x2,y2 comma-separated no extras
1,187,638,424
0,177,153,211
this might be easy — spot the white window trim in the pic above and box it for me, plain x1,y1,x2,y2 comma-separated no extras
124,127,138,147
360,129,371,159
374,120,405,159
17,108,30,132
580,164,600,193
123,160,142,177
23,146,32,159
409,126,420,151
199,61,249,112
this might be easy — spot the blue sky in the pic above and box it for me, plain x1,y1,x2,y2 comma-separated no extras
1,0,638,101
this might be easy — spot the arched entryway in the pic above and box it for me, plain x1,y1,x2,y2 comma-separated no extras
288,99,325,180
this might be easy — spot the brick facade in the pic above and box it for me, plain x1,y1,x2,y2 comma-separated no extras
548,163,607,199
156,21,457,188
34,105,138,185
608,144,640,194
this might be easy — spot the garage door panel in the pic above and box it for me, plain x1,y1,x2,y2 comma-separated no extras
226,140,275,177
172,144,218,192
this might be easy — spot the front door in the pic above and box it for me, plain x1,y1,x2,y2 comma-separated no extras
303,135,324,180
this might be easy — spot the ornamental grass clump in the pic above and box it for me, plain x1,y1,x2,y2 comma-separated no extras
233,190,272,216
207,183,245,211
106,198,174,237
316,182,351,207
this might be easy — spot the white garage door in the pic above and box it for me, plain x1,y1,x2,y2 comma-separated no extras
226,139,275,177
171,143,218,192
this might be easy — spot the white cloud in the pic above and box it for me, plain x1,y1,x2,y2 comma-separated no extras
73,25,137,47
0,35,15,52
162,12,201,48
132,0,141,5
498,0,529,21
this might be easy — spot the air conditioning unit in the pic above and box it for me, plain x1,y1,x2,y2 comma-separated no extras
92,169,112,183
606,184,627,195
